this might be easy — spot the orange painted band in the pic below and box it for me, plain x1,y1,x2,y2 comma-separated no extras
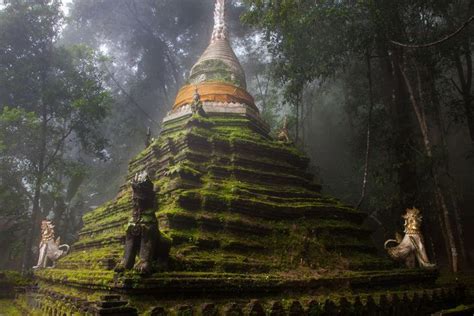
173,82,257,111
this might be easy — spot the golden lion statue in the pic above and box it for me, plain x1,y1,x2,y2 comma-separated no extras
384,207,436,269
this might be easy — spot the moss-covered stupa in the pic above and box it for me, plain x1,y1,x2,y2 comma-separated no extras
27,1,465,315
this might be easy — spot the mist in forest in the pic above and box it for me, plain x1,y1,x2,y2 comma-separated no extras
0,0,473,273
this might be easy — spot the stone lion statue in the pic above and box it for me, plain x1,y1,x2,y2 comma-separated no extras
114,171,171,275
384,207,436,269
277,116,292,144
33,220,70,269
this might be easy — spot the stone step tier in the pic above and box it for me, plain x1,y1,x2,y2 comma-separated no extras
30,269,464,315
55,113,399,277
39,112,447,315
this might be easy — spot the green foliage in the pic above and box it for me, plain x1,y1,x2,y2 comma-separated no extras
36,268,115,287
242,1,474,261
0,300,23,316
0,1,111,268
0,107,40,156
242,0,362,100
47,0,254,215
2,270,32,286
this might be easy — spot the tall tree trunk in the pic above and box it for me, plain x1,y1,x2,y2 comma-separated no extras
399,62,460,272
21,109,47,273
434,179,459,272
427,60,469,267
22,171,44,272
373,0,419,210
20,16,54,274
357,52,375,209
295,98,299,143
453,42,473,149
377,45,418,209
466,104,474,148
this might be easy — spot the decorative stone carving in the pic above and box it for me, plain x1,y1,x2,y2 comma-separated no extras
191,87,205,116
145,126,154,148
211,0,228,43
277,116,292,144
33,220,69,269
114,171,170,275
384,207,436,269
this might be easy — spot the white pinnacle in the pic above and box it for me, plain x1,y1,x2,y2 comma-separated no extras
211,0,228,43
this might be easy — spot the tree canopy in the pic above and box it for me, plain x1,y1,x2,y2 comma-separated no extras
0,0,111,269
0,0,472,272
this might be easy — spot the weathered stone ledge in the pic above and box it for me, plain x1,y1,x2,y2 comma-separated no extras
34,268,439,296
23,282,468,316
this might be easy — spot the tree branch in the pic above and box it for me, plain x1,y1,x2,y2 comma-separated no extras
464,44,473,92
43,125,74,171
255,73,267,110
18,182,33,203
123,0,179,102
103,63,159,125
390,15,474,49
399,63,433,157
356,51,374,210
454,51,468,89
450,78,463,95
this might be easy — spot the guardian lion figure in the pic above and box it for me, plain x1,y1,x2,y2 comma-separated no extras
33,220,69,269
384,207,436,269
114,171,171,275
277,116,292,144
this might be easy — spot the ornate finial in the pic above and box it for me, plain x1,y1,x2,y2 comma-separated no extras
211,0,228,43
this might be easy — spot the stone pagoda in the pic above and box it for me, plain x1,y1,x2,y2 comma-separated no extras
29,1,463,315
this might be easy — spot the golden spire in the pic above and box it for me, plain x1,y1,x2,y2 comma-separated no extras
172,0,257,112
185,0,246,89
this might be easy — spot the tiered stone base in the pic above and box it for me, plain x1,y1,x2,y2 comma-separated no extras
22,269,467,315
29,288,466,315
60,106,393,275
25,104,462,315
